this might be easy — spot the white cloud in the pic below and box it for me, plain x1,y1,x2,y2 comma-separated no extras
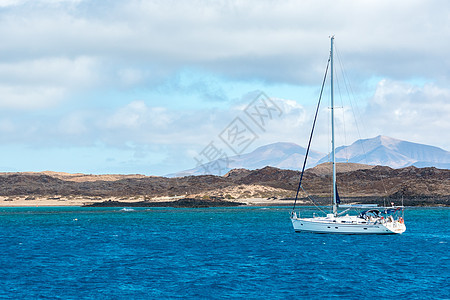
0,1,449,110
363,79,450,150
0,57,99,86
0,0,449,174
117,68,146,87
0,56,100,109
0,85,65,109
1,0,449,86
0,0,25,7
58,112,89,135
102,101,171,130
92,97,308,151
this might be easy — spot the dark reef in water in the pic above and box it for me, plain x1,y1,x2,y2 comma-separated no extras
83,198,245,208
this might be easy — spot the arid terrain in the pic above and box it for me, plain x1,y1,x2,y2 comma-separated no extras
0,163,449,207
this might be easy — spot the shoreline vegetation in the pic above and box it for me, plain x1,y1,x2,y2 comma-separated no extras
0,163,449,207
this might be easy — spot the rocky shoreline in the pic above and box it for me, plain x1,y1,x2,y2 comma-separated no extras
0,164,448,207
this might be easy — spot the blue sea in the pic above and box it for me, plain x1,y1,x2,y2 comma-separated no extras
0,206,448,299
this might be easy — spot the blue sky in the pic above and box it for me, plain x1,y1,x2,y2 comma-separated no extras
0,0,449,175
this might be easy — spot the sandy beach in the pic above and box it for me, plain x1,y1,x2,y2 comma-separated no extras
0,195,296,207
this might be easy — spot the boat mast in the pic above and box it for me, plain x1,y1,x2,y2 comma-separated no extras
331,36,337,216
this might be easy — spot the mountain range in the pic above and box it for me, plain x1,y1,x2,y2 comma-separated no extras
172,135,450,177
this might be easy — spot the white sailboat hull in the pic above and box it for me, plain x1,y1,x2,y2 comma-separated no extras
291,216,406,235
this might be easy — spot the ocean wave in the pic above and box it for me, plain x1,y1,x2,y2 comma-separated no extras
120,208,135,212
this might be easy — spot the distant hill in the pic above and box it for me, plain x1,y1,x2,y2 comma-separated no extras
0,171,148,182
305,162,376,176
324,135,450,169
172,136,450,176
170,142,324,177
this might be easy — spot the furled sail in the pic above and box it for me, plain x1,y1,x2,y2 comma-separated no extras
335,185,341,204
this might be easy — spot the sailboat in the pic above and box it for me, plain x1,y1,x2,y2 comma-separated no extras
290,36,406,234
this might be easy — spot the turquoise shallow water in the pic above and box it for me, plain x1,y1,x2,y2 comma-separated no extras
0,206,448,299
